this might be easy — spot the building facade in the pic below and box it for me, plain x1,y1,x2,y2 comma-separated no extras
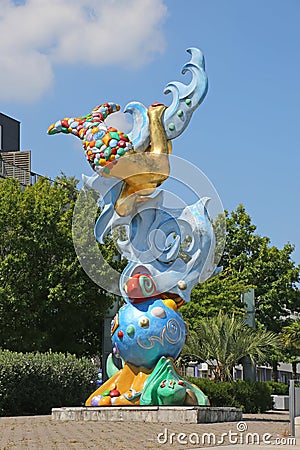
182,360,300,383
0,113,31,185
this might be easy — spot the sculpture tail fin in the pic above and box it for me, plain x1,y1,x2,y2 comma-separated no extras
47,102,120,139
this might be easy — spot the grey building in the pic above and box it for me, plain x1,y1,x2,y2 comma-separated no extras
0,113,31,185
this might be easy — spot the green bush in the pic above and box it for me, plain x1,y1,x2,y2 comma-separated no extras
0,350,97,416
186,377,273,413
265,381,289,395
234,380,273,413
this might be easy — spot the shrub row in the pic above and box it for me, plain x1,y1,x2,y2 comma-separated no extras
0,350,286,416
265,381,289,396
0,350,97,416
186,377,273,413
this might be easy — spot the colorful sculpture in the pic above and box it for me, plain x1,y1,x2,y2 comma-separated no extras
48,48,221,407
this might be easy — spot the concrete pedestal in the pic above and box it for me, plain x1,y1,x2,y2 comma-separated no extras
52,406,242,423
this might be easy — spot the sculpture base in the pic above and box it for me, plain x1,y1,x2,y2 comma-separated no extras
52,406,242,423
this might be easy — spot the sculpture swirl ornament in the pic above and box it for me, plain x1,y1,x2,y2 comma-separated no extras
48,47,225,407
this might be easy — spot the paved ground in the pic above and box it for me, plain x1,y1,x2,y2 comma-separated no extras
0,411,296,450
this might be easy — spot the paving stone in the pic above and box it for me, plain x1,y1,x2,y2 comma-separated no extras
0,411,294,449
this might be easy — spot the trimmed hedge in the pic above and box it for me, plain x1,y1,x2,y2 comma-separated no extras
265,381,289,396
186,377,273,413
0,350,282,416
0,350,97,416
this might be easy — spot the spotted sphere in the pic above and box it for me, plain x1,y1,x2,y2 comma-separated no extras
111,298,186,369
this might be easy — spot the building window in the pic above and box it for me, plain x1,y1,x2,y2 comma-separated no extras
0,124,2,150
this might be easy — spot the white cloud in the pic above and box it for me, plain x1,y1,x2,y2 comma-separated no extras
0,0,167,102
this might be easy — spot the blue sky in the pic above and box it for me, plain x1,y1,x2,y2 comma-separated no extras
1,0,300,264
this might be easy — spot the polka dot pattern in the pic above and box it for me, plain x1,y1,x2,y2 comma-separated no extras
48,102,133,175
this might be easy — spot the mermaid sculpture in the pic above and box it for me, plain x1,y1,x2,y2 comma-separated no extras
48,48,221,407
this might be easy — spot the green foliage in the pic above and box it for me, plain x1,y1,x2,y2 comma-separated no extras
0,350,97,416
184,205,300,333
186,377,273,413
181,312,280,381
282,319,300,350
0,176,114,355
280,319,300,379
72,186,127,291
183,204,300,369
266,381,289,395
221,205,300,334
181,270,251,321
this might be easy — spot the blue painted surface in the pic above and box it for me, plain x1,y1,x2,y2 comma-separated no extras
94,190,220,303
123,48,208,150
111,298,186,369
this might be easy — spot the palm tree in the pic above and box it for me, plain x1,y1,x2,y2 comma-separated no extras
181,312,280,382
282,319,300,349
281,319,300,379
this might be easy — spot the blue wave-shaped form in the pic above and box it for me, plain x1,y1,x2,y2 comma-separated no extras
163,47,208,139
124,101,150,152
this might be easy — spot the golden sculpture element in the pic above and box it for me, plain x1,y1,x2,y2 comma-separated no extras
85,357,200,406
106,104,172,216
85,362,151,406
48,103,171,217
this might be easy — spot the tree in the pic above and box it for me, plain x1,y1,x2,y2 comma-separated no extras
181,312,280,382
0,176,116,355
221,204,300,334
282,319,300,349
182,205,300,335
281,319,300,379
181,269,252,327
72,185,127,296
